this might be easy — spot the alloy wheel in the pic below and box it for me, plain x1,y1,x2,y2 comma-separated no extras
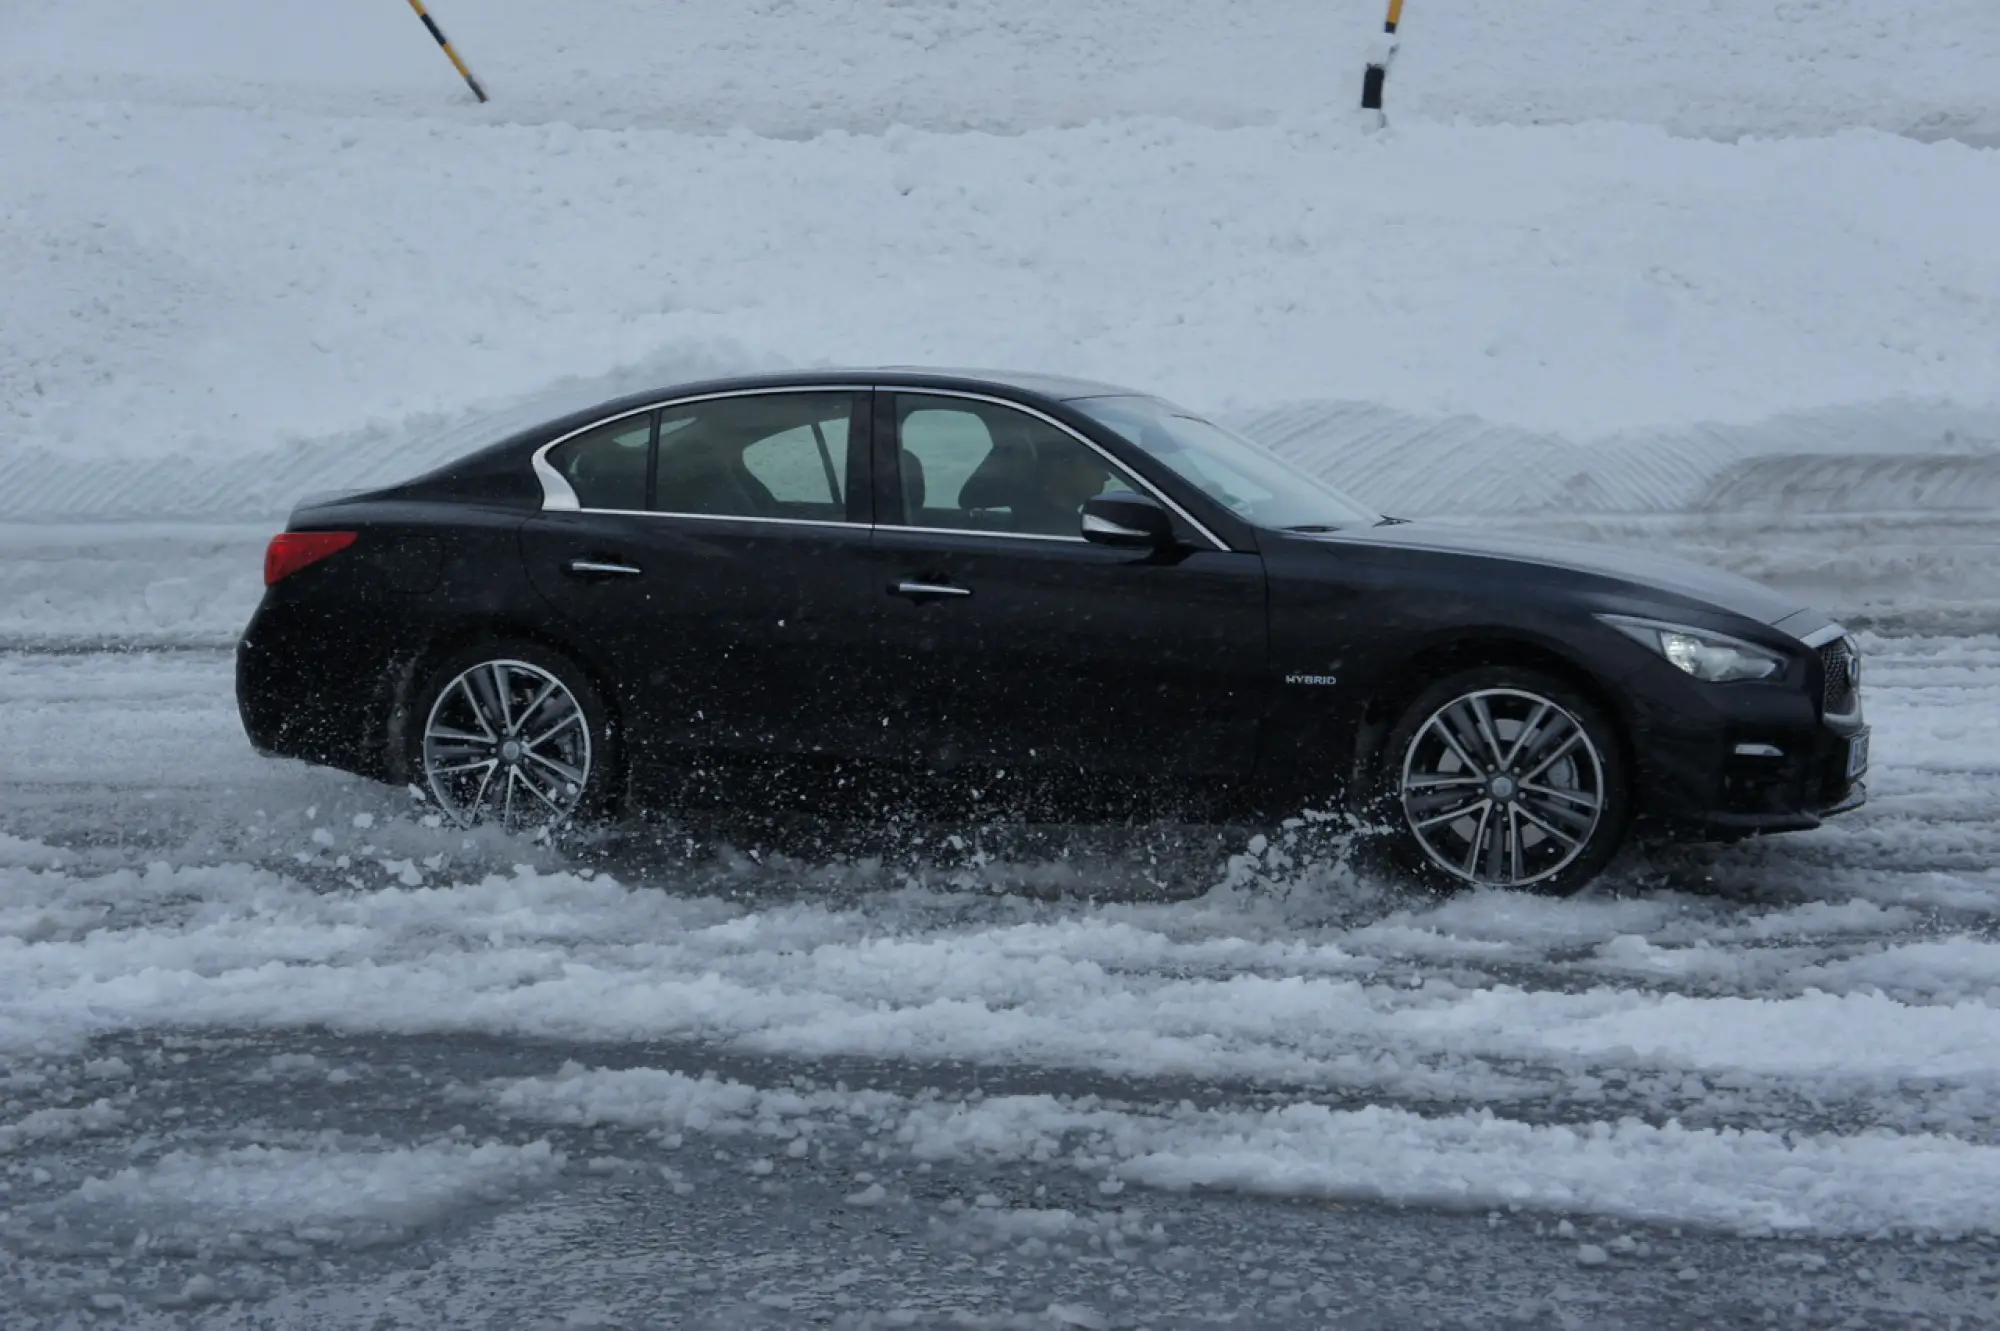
421,659,593,830
1398,687,1606,889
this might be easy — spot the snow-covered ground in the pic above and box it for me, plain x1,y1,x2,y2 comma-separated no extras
3,633,1999,1321
4,0,2000,1324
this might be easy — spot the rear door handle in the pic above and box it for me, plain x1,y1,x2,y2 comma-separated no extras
891,580,971,603
567,559,643,578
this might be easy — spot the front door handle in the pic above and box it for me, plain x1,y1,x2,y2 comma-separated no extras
567,559,643,578
891,580,971,603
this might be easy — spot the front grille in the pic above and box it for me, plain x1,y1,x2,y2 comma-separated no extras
1818,639,1859,717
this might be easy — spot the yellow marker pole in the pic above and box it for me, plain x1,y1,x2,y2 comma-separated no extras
1360,0,1406,117
406,0,489,103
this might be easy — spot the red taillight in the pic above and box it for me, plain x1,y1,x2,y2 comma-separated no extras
264,531,357,586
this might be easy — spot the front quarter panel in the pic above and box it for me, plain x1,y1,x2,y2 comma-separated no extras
1255,530,1853,835
1256,533,1641,805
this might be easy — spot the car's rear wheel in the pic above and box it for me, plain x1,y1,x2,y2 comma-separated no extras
1373,667,1627,896
409,642,616,832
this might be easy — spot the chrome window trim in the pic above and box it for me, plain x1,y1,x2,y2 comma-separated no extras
876,523,1087,546
528,381,1230,550
530,385,867,518
533,450,584,511
541,505,865,533
886,387,1228,551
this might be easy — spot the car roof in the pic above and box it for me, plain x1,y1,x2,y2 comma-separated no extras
541,367,1145,435
681,365,1146,402
870,366,1146,401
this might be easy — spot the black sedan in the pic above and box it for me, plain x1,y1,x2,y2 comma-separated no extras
237,368,1868,895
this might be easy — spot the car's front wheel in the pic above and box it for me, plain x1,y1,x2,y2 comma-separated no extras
408,642,616,832
1373,667,1628,896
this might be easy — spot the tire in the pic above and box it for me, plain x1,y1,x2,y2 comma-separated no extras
1368,666,1628,896
405,640,618,831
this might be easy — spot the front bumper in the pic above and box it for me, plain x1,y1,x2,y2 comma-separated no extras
1621,653,1868,842
1687,731,1868,836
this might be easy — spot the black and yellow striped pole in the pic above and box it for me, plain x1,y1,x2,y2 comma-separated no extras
406,0,489,103
1360,0,1405,123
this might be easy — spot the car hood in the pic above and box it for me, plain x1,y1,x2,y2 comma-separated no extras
1307,521,1808,627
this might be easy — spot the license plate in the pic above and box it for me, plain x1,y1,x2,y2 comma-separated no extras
1845,730,1870,780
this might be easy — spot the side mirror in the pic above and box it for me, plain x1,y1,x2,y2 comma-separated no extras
1081,491,1176,550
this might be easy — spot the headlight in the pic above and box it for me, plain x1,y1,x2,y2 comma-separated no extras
1596,615,1787,683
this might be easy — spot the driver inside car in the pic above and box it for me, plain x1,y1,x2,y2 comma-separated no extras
1014,443,1117,536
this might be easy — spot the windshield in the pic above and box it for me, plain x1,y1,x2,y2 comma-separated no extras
1075,396,1380,531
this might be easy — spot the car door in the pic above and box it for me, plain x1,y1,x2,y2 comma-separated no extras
518,388,889,775
866,390,1268,779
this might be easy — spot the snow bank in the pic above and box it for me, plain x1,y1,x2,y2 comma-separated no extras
3,3,1999,530
0,524,267,646
7,106,1996,485
7,0,1995,141
1248,400,2000,518
1392,0,2000,143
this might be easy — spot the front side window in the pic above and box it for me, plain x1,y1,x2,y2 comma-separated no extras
655,392,858,520
546,415,653,511
1075,395,1380,531
894,395,1140,538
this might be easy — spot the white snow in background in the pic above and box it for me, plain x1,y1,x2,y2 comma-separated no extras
0,525,268,646
6,0,1994,142
4,106,1994,489
2,1,1998,528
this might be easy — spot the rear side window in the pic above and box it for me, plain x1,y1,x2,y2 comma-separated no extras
547,415,653,510
547,392,862,518
740,412,849,507
653,392,858,521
